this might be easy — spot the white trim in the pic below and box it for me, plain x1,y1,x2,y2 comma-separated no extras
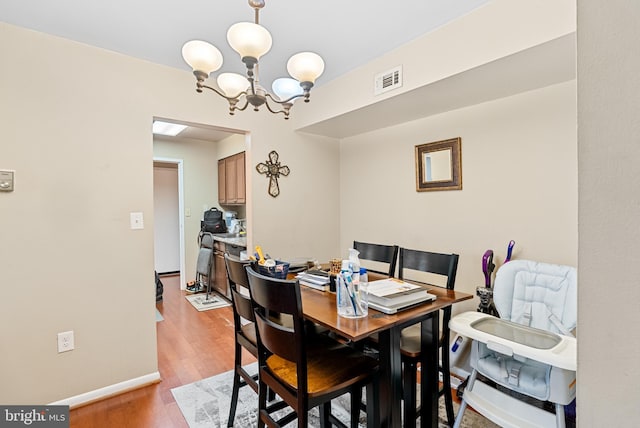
153,156,186,289
49,372,161,409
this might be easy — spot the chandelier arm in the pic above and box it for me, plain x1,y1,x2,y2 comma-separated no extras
263,98,290,118
199,84,247,103
265,92,305,106
234,98,251,112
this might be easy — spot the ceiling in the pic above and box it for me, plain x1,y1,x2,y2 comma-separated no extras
1,0,490,141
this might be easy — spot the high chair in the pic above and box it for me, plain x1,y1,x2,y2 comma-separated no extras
450,260,577,428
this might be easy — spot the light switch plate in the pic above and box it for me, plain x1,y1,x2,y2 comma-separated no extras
0,170,14,192
130,212,144,229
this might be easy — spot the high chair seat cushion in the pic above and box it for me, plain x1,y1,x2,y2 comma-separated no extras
475,342,552,400
493,260,577,334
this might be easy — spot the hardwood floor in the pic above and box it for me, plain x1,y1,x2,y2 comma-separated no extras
70,275,254,427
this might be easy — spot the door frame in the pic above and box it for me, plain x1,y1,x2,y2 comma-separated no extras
153,156,186,290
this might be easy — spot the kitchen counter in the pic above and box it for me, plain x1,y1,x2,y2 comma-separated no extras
212,233,247,248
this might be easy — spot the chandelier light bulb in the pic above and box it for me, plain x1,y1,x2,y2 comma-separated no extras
227,22,272,61
272,78,303,102
287,52,325,84
181,40,223,75
217,73,250,98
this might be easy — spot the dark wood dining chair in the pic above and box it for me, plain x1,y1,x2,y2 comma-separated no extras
353,241,399,277
246,266,379,428
224,254,259,427
397,247,459,428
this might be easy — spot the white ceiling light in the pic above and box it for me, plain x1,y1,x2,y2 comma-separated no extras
181,0,324,120
153,121,188,136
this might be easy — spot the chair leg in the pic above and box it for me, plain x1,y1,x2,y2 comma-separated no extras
403,359,418,428
555,403,567,428
319,402,331,428
452,399,468,428
299,403,309,428
257,378,267,428
227,345,242,427
366,373,380,427
350,388,362,428
441,349,455,427
452,369,477,428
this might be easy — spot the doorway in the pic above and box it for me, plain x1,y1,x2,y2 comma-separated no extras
152,117,248,291
153,161,181,273
153,157,186,288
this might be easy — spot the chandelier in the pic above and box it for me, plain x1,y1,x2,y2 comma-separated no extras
181,0,325,119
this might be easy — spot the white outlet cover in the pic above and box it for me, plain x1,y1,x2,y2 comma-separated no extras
57,331,75,353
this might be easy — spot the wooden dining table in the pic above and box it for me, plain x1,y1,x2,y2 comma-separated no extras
299,282,473,428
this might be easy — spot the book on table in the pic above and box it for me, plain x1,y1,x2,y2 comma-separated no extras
366,278,436,314
296,270,330,291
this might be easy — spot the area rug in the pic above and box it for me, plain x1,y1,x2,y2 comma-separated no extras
185,293,231,312
171,363,498,428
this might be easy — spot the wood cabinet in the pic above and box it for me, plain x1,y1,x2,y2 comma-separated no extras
217,158,226,203
213,241,229,299
212,239,245,300
218,152,245,205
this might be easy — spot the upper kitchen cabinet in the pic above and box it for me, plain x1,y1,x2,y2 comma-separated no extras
218,152,245,205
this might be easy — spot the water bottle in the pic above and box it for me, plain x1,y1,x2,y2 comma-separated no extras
348,248,361,284
336,259,367,318
359,267,368,285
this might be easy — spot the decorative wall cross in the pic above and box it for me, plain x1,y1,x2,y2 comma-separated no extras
256,150,290,197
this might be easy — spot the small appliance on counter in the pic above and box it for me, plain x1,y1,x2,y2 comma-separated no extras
227,218,246,235
224,211,237,231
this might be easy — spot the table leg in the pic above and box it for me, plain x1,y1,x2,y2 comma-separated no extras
420,312,440,427
377,327,402,428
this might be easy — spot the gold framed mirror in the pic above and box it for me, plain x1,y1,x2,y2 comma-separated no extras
415,137,462,192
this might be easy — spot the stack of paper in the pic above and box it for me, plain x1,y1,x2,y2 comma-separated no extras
296,270,330,291
367,278,436,314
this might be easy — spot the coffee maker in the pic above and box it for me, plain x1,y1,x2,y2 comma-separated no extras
224,211,238,233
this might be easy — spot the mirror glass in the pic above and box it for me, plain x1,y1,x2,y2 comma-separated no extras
422,148,452,182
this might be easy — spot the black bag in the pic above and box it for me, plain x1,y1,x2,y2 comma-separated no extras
155,271,164,302
201,207,227,234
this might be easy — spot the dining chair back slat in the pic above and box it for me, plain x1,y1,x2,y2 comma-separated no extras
353,241,399,277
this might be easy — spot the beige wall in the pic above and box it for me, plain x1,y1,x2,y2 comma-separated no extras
340,81,578,313
217,133,246,160
577,1,640,425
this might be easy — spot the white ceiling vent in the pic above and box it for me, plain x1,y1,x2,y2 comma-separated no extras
374,66,403,95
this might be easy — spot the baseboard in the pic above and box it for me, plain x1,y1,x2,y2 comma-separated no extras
49,371,161,409
158,271,179,276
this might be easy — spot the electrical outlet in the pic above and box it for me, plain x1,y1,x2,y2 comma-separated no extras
57,331,74,353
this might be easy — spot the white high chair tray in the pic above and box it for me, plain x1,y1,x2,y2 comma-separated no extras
450,311,576,371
